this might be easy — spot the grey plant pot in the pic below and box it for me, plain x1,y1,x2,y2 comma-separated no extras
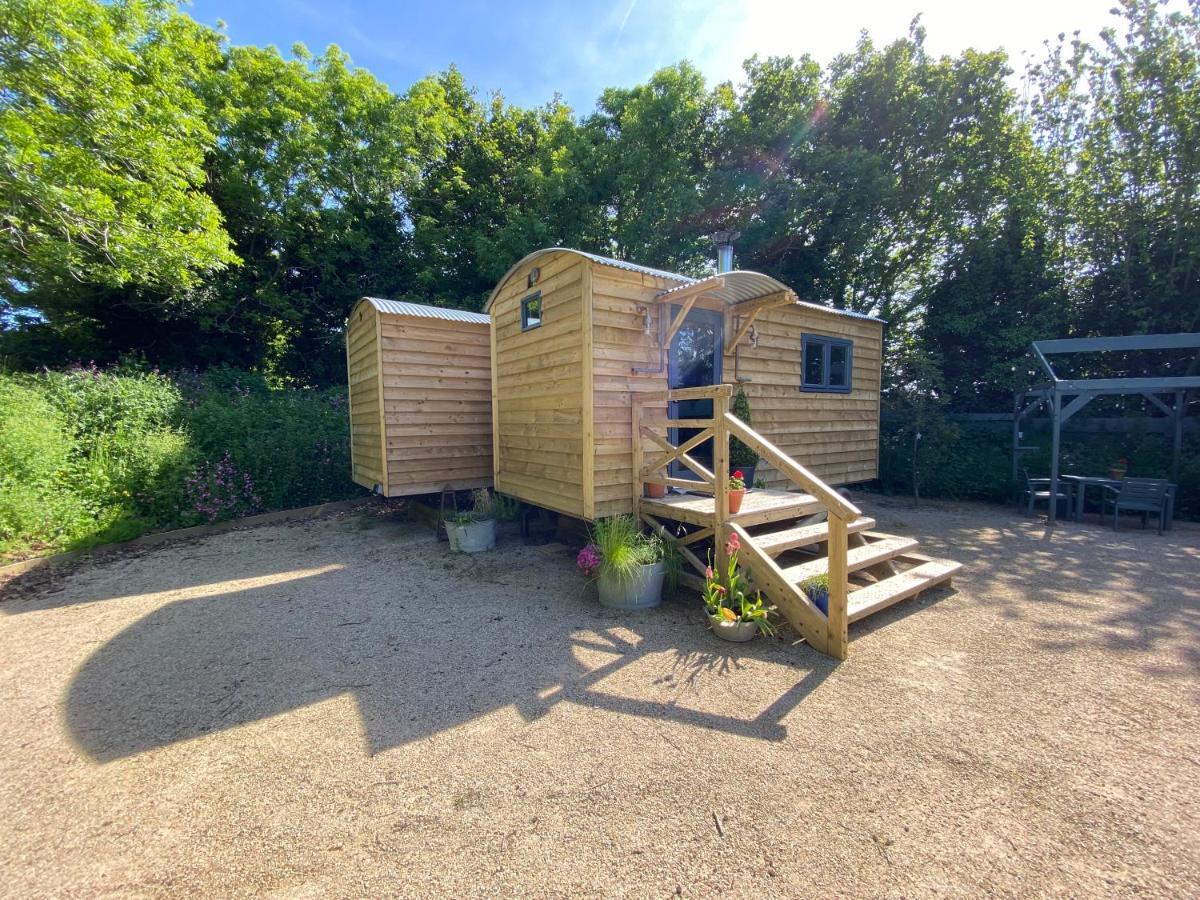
597,561,666,610
450,519,496,553
710,616,760,643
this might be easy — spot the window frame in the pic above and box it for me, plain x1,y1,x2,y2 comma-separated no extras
800,334,854,393
520,291,543,331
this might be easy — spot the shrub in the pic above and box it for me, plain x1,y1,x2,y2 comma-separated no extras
0,364,358,561
0,380,86,556
729,387,759,468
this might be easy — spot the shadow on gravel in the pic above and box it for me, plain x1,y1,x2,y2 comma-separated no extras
63,553,834,762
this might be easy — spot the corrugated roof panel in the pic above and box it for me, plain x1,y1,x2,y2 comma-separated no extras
657,272,884,323
363,297,490,324
573,250,695,284
483,248,885,323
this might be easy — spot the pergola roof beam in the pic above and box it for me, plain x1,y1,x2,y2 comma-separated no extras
1034,333,1200,355
1054,376,1200,392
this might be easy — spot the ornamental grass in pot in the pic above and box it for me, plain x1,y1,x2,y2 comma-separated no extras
703,531,776,642
577,515,680,610
446,488,499,553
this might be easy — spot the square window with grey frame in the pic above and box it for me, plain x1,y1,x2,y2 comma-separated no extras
521,291,542,330
801,335,853,392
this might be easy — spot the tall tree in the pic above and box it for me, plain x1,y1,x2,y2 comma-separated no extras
0,0,237,311
1031,0,1200,338
586,62,732,273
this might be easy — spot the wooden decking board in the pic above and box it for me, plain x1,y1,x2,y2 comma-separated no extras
641,489,820,527
846,558,961,623
781,535,919,583
755,516,876,556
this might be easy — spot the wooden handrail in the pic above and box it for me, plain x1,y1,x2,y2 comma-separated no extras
723,413,860,521
635,384,735,404
632,382,852,658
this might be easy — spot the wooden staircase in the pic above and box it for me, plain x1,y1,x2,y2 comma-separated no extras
633,385,960,660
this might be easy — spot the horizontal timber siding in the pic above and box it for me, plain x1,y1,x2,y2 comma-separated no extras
491,250,586,518
726,304,883,488
379,314,493,496
590,265,673,518
346,302,386,490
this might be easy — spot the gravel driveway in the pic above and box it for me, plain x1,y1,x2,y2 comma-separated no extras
1,498,1197,897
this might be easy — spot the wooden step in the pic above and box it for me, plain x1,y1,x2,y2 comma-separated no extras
847,558,961,623
781,535,919,583
641,489,820,528
755,516,877,556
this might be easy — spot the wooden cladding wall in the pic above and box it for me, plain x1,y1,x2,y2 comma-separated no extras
346,302,386,490
490,251,587,518
485,248,884,521
346,299,493,498
725,305,883,488
589,266,672,518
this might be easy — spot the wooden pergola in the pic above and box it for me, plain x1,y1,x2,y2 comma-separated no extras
1013,333,1200,524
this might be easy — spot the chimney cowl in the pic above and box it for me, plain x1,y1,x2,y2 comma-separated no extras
710,230,741,273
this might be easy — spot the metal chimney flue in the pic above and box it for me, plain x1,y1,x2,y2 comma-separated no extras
710,230,740,273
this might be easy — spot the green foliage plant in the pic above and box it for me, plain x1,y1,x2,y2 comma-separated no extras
702,531,776,635
490,493,521,523
729,388,759,468
589,515,660,585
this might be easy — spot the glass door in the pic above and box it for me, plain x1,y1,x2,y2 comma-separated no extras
667,306,723,482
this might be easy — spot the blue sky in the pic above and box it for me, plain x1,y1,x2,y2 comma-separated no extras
185,0,1162,111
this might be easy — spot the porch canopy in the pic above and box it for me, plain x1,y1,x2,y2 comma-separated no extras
655,271,799,351
1014,332,1200,523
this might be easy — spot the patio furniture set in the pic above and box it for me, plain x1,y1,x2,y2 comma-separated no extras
1020,469,1177,534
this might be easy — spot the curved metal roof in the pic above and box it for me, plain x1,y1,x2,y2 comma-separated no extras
484,248,884,323
360,297,490,324
484,247,690,310
656,270,792,305
659,272,883,322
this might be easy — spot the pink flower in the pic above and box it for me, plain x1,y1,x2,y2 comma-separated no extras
705,566,714,580
576,543,601,577
726,532,740,555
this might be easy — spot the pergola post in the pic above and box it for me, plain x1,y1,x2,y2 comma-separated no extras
1049,388,1062,525
1011,391,1022,498
1173,390,1185,484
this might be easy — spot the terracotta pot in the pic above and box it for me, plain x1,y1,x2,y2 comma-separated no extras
644,482,667,499
1108,467,1127,481
728,488,746,515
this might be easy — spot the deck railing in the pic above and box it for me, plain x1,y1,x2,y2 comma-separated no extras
632,383,859,658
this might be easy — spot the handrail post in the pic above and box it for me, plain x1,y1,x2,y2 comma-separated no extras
712,386,732,578
632,398,644,520
826,512,849,660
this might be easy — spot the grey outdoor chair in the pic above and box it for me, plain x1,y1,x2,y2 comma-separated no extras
1019,467,1071,517
1103,477,1170,534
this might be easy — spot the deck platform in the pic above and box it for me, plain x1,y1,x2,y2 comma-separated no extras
640,488,821,528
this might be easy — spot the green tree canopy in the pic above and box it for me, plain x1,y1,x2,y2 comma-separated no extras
0,0,237,307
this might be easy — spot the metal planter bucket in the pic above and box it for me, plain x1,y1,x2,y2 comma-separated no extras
597,561,666,610
450,519,496,553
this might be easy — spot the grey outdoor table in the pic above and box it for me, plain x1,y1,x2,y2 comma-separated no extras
1059,475,1177,530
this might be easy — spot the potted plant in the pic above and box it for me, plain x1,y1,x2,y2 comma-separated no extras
702,531,776,642
729,387,759,488
1108,457,1129,480
577,516,679,610
445,488,497,553
728,469,747,515
800,573,830,616
644,480,668,499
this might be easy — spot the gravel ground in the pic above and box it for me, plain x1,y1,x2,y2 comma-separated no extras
1,497,1198,898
